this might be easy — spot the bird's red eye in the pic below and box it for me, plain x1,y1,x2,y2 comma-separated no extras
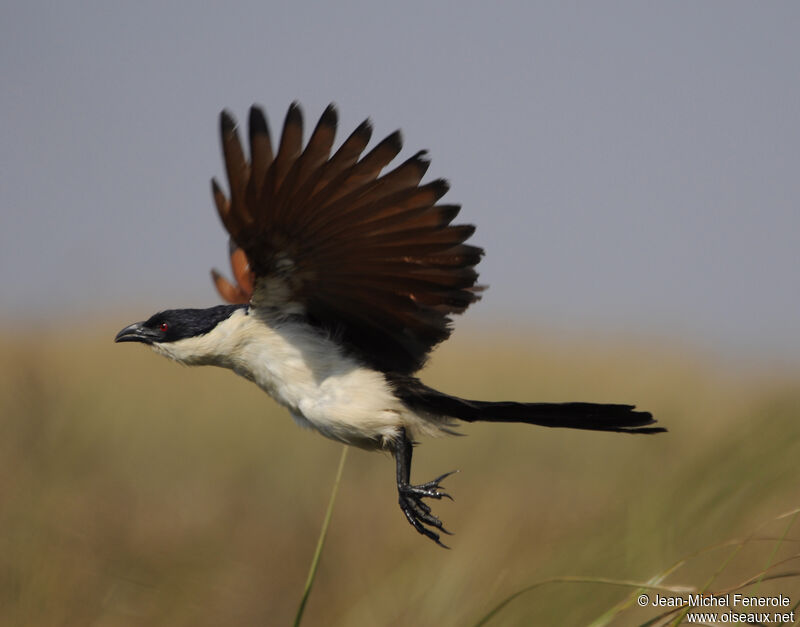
159,322,168,332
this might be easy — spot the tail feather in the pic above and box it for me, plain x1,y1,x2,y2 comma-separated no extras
388,376,664,434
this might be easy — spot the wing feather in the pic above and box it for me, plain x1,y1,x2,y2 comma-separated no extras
273,102,303,191
211,270,245,303
220,112,252,227
247,106,273,209
210,241,254,304
210,103,484,373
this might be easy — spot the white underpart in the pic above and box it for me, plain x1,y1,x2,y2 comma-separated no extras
150,308,445,449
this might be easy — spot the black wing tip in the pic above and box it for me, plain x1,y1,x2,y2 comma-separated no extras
348,118,373,145
430,178,451,198
220,110,237,134
286,101,303,124
358,118,373,135
398,149,431,177
248,105,269,137
211,177,223,194
438,204,461,224
412,149,430,166
385,129,403,151
320,102,338,127
460,224,477,239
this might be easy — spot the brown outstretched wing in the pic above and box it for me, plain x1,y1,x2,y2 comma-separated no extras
210,102,483,374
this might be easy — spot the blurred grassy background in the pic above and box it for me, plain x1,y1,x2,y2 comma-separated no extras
1,322,798,626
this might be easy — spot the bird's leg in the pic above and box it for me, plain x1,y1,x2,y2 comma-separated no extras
394,427,456,548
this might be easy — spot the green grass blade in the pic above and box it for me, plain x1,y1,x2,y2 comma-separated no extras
471,577,694,627
293,445,349,627
753,508,799,596
668,507,800,627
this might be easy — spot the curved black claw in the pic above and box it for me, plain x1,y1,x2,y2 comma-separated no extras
398,471,457,548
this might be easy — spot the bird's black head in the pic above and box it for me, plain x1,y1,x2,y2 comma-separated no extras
115,304,246,345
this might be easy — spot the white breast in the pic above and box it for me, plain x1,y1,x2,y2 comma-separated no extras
241,316,409,445
153,308,448,448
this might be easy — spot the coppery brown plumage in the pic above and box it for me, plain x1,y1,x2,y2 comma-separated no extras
211,242,253,304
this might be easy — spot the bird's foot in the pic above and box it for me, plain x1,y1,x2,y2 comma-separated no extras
397,471,457,548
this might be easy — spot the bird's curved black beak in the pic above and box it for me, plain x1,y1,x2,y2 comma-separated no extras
115,322,159,344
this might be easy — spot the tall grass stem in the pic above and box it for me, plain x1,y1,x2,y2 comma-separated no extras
293,445,349,627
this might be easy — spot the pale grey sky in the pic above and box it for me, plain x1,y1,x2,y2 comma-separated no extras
2,2,798,362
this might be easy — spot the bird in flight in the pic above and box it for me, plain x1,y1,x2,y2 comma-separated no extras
116,102,664,547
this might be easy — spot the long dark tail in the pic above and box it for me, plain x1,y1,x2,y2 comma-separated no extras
389,376,665,434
